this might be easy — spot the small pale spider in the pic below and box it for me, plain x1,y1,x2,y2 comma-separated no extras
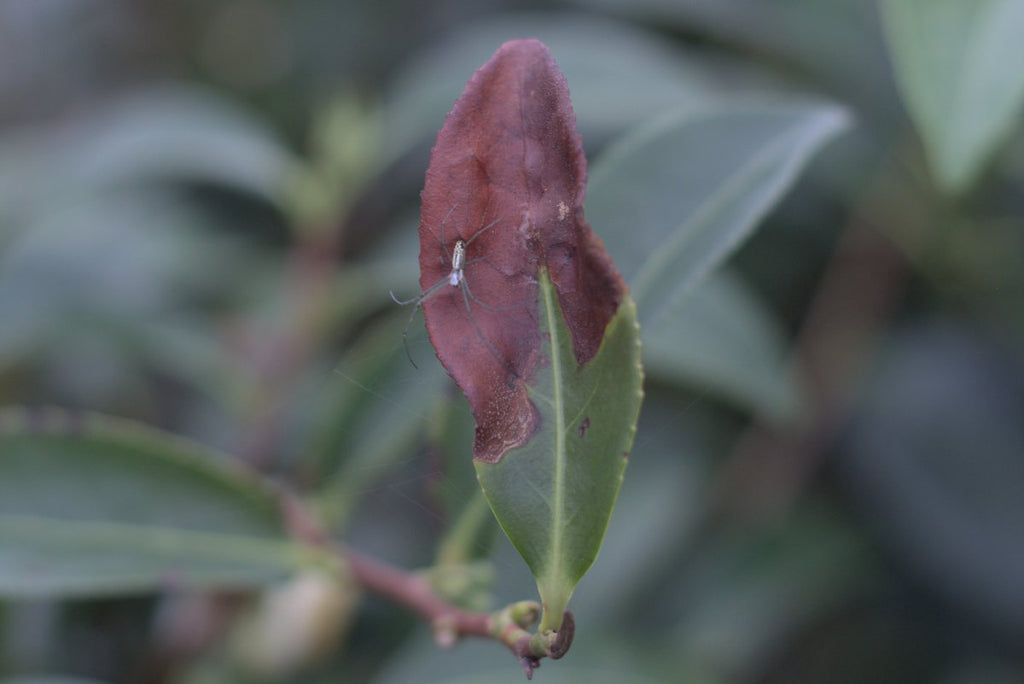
390,209,507,368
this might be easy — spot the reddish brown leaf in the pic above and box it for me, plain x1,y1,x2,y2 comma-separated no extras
419,39,625,463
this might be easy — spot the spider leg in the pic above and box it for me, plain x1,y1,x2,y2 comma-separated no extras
460,269,534,312
459,280,521,380
400,306,421,369
389,290,420,306
390,276,448,306
391,277,449,367
435,204,458,260
464,216,502,247
464,285,531,312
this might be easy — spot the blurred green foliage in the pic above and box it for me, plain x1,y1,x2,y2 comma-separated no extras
1,1,1024,683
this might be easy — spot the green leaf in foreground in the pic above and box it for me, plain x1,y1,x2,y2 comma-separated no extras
475,271,643,631
881,0,1024,194
0,409,316,597
415,39,644,636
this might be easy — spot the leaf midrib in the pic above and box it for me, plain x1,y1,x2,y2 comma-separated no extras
539,273,568,628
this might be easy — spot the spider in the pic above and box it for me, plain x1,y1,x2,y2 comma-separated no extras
390,207,512,369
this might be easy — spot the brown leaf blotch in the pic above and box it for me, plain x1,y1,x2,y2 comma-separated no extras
419,39,626,463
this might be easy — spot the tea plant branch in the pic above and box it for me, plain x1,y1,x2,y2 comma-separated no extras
280,489,573,679
345,546,574,679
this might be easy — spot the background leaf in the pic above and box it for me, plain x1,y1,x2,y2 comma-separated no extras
881,0,1024,194
644,270,799,421
840,322,1024,637
383,13,723,160
0,678,113,684
0,409,312,598
0,85,298,218
585,102,843,422
586,102,850,327
569,0,893,121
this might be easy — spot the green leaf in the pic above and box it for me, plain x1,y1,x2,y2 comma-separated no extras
671,509,870,677
572,0,889,116
0,678,114,684
0,86,297,219
587,102,850,327
0,409,314,598
475,272,643,631
645,270,800,421
881,0,1024,194
0,195,262,408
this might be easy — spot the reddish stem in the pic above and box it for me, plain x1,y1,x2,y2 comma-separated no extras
344,546,566,678
344,547,492,637
280,490,564,678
